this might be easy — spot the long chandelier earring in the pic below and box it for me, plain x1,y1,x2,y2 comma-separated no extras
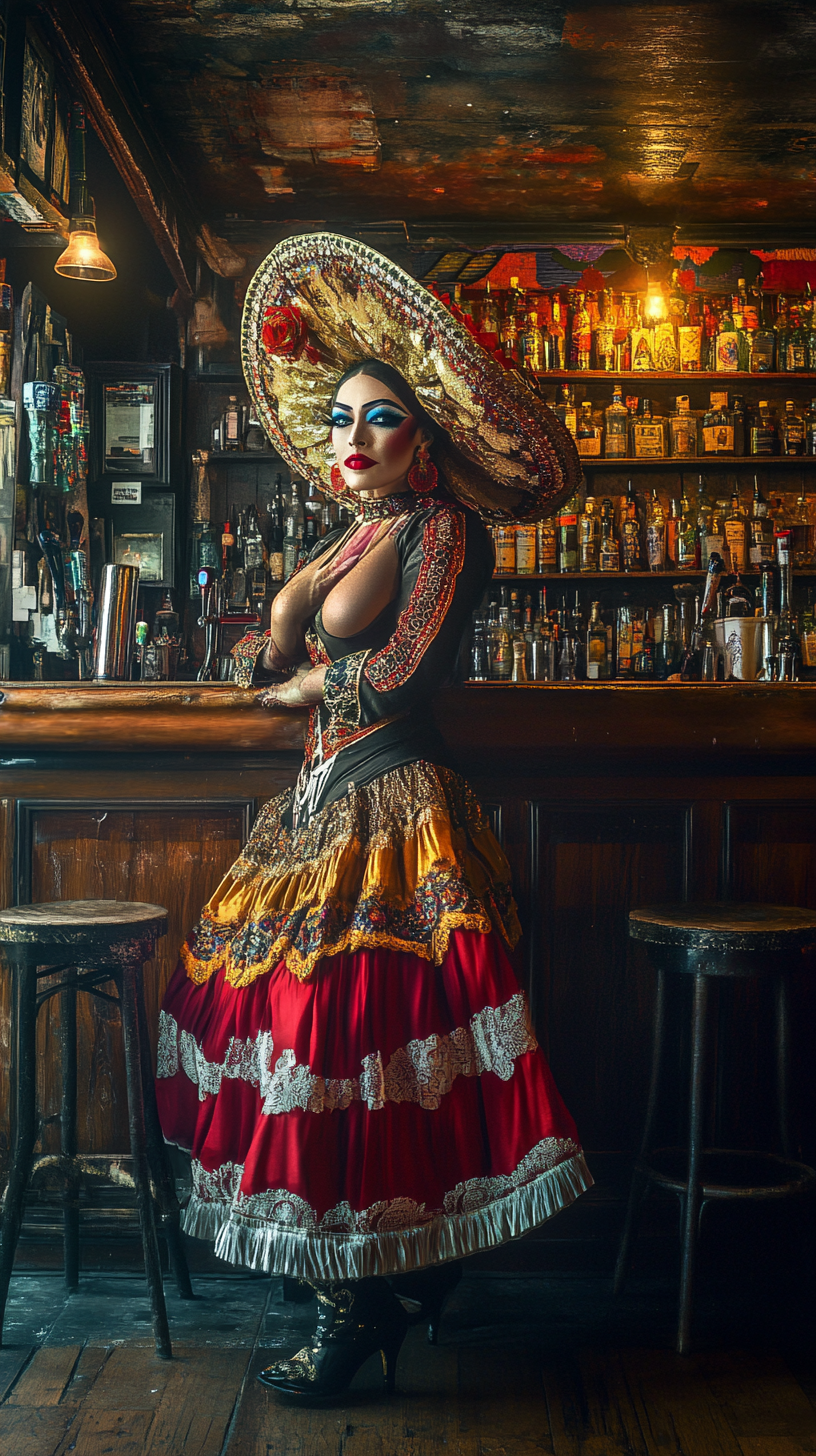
407,444,438,495
330,463,346,495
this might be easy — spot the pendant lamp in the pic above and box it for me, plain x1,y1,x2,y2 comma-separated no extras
54,103,116,282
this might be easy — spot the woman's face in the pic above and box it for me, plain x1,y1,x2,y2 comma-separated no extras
330,374,427,499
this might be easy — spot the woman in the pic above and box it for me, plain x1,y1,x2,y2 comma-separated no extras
157,233,591,1401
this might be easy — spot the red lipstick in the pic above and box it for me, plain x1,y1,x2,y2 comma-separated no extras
345,453,376,470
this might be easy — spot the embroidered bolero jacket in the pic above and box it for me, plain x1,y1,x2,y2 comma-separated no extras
232,491,494,778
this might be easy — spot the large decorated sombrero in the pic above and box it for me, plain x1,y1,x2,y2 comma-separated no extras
242,232,581,522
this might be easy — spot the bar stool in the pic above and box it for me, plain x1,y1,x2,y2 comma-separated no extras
613,902,816,1354
0,900,193,1359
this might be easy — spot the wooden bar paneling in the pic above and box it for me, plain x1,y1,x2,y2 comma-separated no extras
2,683,816,1259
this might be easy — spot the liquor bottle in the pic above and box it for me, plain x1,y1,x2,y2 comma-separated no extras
620,481,642,571
494,523,516,575
557,492,580,572
713,303,740,373
748,477,774,568
702,391,734,455
730,394,746,456
750,281,775,372
469,615,489,681
780,400,805,456
806,400,816,456
221,517,235,577
599,498,620,570
548,295,566,370
668,394,698,457
519,310,545,375
492,604,513,679
579,495,601,571
537,517,557,571
645,490,666,572
630,399,666,459
749,400,777,455
695,475,712,566
724,489,748,573
514,521,537,575
666,497,680,567
282,510,299,580
586,602,610,679
773,495,792,568
480,281,501,337
792,487,813,567
266,489,284,583
775,296,790,371
222,396,243,452
655,604,679,680
576,401,602,458
677,488,699,569
805,288,816,372
198,520,221,577
500,278,521,366
554,384,577,437
570,292,592,370
798,588,816,674
594,291,616,371
511,635,528,683
785,306,808,372
604,384,629,459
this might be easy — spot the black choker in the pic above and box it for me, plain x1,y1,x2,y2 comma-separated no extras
357,490,417,521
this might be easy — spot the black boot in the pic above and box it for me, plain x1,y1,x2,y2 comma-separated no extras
389,1261,463,1345
257,1277,408,1401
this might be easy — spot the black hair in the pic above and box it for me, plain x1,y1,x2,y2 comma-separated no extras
330,358,440,443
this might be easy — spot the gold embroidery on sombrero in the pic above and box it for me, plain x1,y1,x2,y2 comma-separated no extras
364,507,465,695
179,762,520,987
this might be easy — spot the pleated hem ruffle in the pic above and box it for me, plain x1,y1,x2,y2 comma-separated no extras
180,1152,593,1281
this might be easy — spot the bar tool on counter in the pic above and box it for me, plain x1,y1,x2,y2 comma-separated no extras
94,563,139,679
196,566,222,682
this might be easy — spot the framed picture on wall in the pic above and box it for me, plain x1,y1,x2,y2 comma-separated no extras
87,364,182,486
20,27,53,185
106,492,175,588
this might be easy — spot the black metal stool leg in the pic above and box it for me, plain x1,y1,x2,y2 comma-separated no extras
614,966,666,1294
0,957,38,1345
775,973,793,1159
117,958,173,1360
135,985,193,1300
678,971,709,1355
61,970,80,1292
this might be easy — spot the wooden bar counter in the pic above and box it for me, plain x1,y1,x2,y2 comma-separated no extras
3,681,816,1261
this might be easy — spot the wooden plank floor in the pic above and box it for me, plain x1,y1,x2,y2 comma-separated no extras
0,1273,814,1455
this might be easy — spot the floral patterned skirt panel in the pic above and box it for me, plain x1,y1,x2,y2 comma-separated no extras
156,761,592,1278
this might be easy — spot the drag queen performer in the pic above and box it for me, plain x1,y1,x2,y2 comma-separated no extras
157,233,591,1400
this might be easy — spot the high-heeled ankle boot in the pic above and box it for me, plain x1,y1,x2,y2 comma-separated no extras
389,1261,462,1345
257,1276,408,1401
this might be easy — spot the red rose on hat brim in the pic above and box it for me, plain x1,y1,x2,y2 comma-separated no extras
261,305,307,359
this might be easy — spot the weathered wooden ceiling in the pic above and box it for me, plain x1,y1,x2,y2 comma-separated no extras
80,0,816,245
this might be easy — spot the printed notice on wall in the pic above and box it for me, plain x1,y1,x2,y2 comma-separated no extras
111,482,142,505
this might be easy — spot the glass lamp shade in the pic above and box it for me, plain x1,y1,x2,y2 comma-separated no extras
54,218,116,282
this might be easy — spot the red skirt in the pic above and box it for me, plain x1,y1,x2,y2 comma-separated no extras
156,763,591,1279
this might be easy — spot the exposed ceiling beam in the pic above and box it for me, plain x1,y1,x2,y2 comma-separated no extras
37,0,200,298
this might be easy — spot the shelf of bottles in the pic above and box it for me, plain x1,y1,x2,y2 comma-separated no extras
440,270,816,379
472,472,816,685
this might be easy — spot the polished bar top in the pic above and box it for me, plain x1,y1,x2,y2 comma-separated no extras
0,680,815,756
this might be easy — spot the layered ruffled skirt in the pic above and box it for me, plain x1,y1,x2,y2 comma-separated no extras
157,761,591,1279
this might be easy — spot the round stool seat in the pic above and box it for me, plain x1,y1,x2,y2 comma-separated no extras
630,902,816,955
0,900,168,947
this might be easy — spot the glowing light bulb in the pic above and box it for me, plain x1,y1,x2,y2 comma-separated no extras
645,287,666,321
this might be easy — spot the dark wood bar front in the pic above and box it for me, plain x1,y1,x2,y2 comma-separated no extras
2,682,816,1264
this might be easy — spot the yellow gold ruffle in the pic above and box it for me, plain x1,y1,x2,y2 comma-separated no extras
181,762,521,988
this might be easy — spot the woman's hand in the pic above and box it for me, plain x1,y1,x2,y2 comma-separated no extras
268,532,373,661
259,664,326,710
